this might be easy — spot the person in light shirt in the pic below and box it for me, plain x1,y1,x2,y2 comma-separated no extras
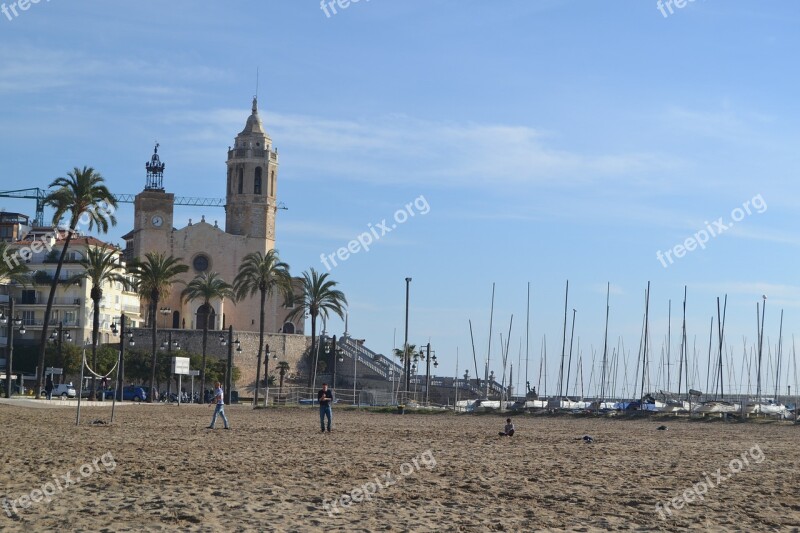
207,381,230,430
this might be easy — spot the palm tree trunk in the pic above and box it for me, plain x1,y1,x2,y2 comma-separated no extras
35,229,74,398
149,295,158,403
200,300,209,404
308,313,318,388
91,295,100,399
254,288,266,407
279,372,285,397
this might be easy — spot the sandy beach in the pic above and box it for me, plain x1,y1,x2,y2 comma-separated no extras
0,402,798,532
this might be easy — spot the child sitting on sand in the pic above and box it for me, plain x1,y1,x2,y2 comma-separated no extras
498,418,515,437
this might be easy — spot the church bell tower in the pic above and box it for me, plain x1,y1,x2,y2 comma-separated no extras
225,97,278,248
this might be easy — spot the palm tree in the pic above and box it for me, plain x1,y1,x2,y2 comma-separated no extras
284,268,347,388
77,245,128,398
182,271,235,403
233,250,292,407
36,166,117,398
277,360,290,398
128,252,188,402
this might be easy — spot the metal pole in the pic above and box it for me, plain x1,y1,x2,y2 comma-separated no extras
265,343,270,406
111,314,124,423
76,347,86,425
56,321,64,385
332,336,337,391
403,277,411,403
226,325,233,405
353,337,358,406
425,342,431,406
5,298,14,399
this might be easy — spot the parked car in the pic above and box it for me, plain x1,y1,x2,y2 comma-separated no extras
40,383,77,398
118,385,147,402
80,388,115,400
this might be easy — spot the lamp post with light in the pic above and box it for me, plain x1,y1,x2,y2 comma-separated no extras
48,321,72,385
2,300,25,398
219,327,241,404
417,343,438,406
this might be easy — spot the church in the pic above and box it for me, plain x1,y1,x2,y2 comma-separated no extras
123,98,302,336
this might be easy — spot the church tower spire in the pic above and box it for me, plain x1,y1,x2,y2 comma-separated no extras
225,98,279,247
145,142,166,191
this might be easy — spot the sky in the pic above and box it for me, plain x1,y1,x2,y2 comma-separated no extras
1,0,799,399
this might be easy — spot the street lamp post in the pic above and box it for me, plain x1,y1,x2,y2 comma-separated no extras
225,325,233,404
403,277,411,404
2,299,23,398
263,343,275,405
419,343,438,406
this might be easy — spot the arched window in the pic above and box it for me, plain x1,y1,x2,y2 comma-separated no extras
270,171,275,196
254,167,263,195
237,168,244,194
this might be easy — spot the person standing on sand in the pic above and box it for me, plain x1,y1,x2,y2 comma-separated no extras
318,383,333,433
45,375,54,400
207,381,230,430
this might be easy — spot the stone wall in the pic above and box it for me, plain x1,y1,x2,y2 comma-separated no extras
131,328,310,394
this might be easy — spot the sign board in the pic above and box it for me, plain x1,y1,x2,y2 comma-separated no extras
189,370,200,377
172,357,191,375
46,367,63,376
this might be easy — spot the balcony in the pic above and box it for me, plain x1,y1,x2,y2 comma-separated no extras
15,297,81,306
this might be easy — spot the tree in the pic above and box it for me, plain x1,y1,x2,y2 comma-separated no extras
182,272,234,403
36,166,117,398
284,268,347,388
77,245,127,398
233,250,291,407
128,252,188,402
277,360,290,397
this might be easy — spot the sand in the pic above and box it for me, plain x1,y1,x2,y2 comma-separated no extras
0,402,798,532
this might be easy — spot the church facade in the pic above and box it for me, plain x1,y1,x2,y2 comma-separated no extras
123,99,302,336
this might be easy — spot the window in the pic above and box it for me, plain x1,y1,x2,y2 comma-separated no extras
64,311,76,325
254,167,263,195
270,171,275,196
22,310,35,326
193,254,210,272
237,169,243,194
21,290,36,304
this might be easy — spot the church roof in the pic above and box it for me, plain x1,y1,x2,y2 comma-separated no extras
239,97,266,136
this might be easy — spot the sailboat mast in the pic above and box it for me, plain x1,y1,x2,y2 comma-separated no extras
558,280,569,398
757,297,766,401
486,283,495,399
600,282,610,409
774,309,784,400
525,282,530,401
639,281,651,402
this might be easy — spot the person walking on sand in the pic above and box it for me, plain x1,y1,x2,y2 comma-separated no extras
45,375,54,400
318,383,333,433
498,418,515,437
207,381,230,430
